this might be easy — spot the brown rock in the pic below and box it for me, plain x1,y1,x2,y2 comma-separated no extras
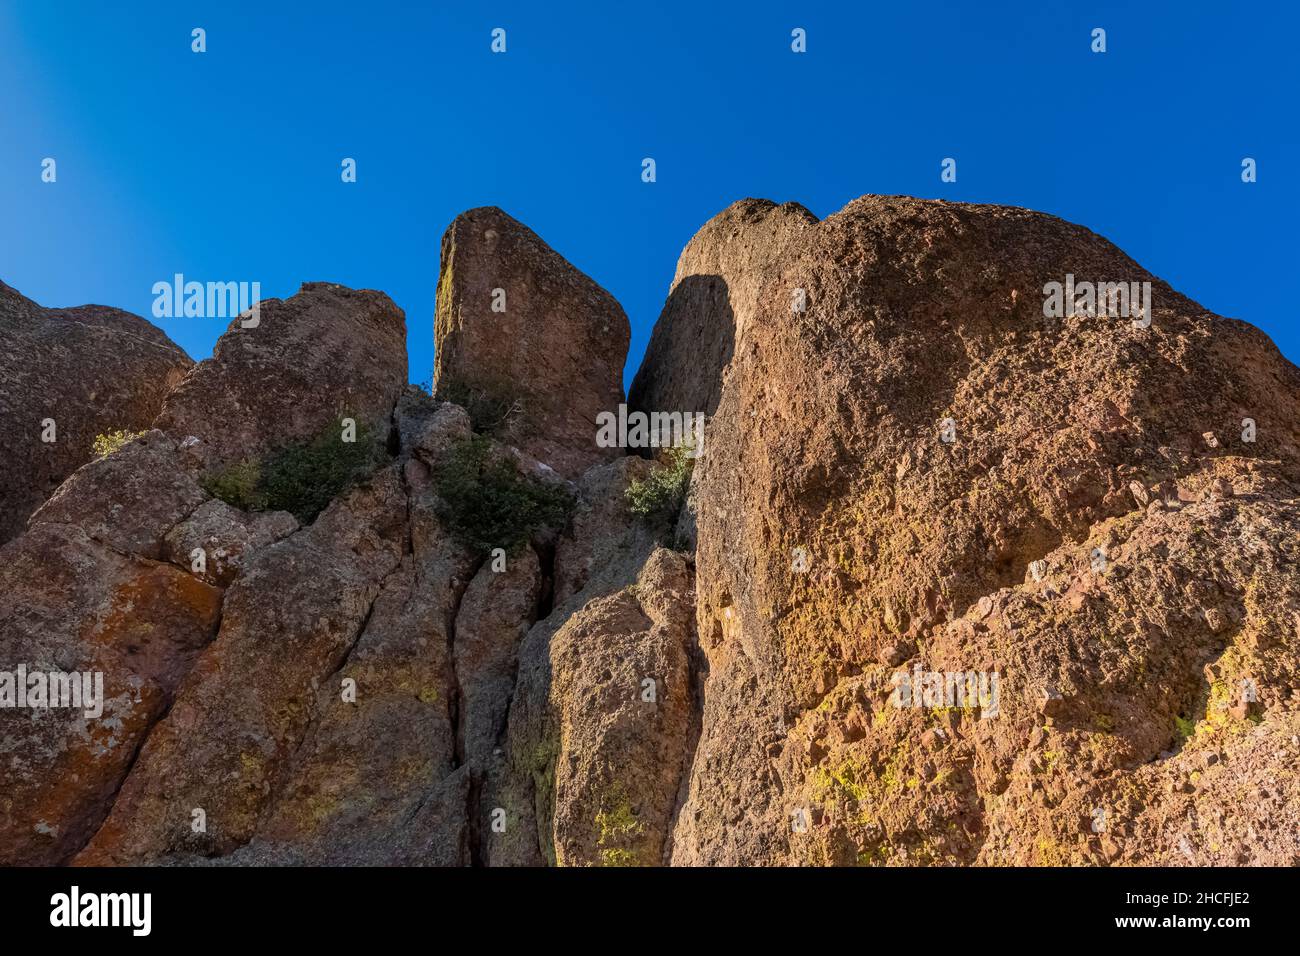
155,282,407,468
234,508,481,866
78,469,408,863
650,194,1300,866
0,523,221,865
629,198,817,417
454,548,543,770
433,207,629,479
551,456,661,605
0,281,191,544
161,500,299,587
506,548,696,866
30,430,208,560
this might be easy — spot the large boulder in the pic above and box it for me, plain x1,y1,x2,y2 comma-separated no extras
491,453,697,867
504,548,697,867
0,281,191,544
629,198,816,418
154,282,407,468
654,195,1300,865
433,207,630,479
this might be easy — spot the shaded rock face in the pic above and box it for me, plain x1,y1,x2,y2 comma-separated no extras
155,282,407,468
433,207,630,479
629,199,816,418
0,281,192,544
654,195,1300,866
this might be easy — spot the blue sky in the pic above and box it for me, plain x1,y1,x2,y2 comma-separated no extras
3,1,1297,387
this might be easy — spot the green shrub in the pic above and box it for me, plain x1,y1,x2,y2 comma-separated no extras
432,435,571,553
626,444,694,523
92,429,144,459
201,458,266,511
202,419,383,523
437,378,523,436
259,422,382,521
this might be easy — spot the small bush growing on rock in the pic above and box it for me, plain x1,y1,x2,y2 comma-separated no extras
432,435,571,553
202,419,383,523
626,444,694,523
438,378,523,436
201,458,266,511
91,429,144,459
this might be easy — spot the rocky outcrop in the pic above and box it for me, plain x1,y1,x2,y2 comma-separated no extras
74,386,573,867
433,207,629,479
1,283,414,866
0,281,192,544
154,282,407,468
4,196,1299,869
0,433,221,865
78,469,411,863
489,453,698,867
628,199,816,418
503,548,696,867
655,195,1300,866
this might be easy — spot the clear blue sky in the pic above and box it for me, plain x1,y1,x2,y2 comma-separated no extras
3,1,1297,388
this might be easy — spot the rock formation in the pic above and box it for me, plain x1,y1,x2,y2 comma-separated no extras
155,282,407,469
433,206,630,480
652,195,1300,866
629,198,816,418
3,196,1298,867
0,281,192,544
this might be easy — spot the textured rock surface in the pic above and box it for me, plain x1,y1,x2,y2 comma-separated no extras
433,207,629,479
629,199,816,418
0,281,191,544
488,454,695,866
162,500,299,588
77,468,410,863
0,432,222,865
660,195,1300,866
75,389,567,866
1,291,430,867
154,282,407,468
5,200,1299,869
504,548,696,866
